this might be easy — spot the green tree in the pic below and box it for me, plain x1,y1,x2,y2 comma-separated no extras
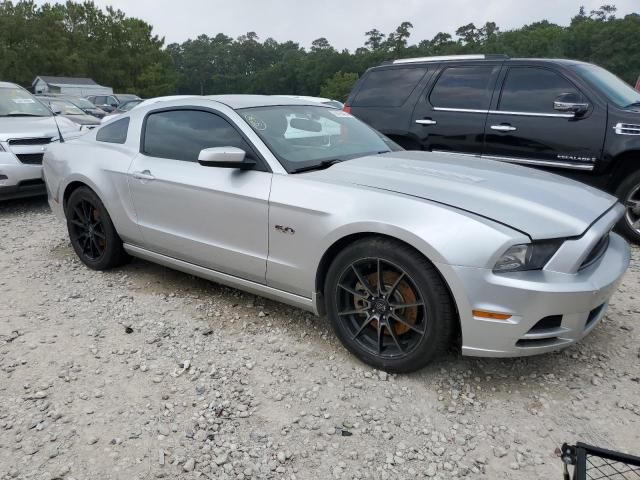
319,71,359,102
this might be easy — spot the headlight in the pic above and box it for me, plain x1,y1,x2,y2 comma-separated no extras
493,240,563,272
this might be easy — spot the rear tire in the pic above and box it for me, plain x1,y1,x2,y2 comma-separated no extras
66,187,128,270
324,237,455,373
614,169,640,244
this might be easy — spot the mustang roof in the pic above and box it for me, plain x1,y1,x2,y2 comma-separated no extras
205,94,328,109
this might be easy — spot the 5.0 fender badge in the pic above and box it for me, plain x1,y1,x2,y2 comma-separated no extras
275,225,295,235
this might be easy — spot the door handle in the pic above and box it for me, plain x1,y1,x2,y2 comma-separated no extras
416,119,437,126
491,124,517,132
131,170,156,181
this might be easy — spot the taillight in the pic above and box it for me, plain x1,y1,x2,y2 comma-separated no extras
343,105,352,114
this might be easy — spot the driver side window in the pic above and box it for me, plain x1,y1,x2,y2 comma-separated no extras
142,109,265,170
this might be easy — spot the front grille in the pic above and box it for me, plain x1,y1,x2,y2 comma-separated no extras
8,137,52,146
586,303,605,330
16,153,44,165
580,235,610,270
528,315,563,332
516,337,561,348
18,179,44,187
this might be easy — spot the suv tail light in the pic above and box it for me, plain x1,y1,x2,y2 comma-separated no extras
343,105,352,114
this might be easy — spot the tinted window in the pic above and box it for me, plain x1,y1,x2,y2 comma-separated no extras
430,66,495,110
96,118,130,144
353,67,428,107
499,67,583,113
143,110,254,162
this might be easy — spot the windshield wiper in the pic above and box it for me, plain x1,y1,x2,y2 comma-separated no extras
290,159,344,174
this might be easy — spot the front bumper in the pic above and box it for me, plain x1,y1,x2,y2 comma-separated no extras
0,151,45,200
442,231,630,358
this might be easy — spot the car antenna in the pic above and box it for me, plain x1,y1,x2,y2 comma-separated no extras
52,113,65,143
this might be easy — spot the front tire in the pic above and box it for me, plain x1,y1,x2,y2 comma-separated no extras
324,237,455,373
66,187,128,270
615,170,640,244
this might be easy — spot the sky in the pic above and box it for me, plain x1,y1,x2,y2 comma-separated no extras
35,0,639,50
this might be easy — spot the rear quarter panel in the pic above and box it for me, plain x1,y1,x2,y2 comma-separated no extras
43,138,140,244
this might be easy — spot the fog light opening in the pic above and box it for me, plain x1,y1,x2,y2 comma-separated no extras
472,310,512,321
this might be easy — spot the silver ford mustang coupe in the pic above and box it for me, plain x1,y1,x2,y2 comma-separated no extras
43,95,630,372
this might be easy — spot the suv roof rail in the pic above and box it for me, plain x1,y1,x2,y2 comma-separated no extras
392,54,509,64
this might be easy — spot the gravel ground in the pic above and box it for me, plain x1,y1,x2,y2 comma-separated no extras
0,197,639,480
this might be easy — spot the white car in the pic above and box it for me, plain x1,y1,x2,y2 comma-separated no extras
0,82,83,200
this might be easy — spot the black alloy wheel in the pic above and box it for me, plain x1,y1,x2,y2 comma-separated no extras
69,198,107,261
325,237,455,372
66,187,128,270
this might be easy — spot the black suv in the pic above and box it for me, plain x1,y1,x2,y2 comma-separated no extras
345,54,640,243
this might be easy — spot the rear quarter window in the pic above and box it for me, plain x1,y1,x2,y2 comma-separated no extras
353,67,428,107
96,118,129,144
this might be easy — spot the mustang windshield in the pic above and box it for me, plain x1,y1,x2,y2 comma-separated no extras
237,105,401,172
0,86,52,117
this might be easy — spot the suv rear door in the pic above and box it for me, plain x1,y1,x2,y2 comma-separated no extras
410,61,502,154
483,63,606,171
347,65,433,144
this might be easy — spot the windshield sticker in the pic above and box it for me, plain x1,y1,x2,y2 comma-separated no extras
328,109,352,118
243,114,267,131
13,98,36,104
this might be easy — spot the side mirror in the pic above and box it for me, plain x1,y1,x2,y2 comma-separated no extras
198,147,254,169
554,93,589,116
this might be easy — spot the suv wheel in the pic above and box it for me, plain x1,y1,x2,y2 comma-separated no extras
615,170,640,244
324,237,455,373
66,187,128,270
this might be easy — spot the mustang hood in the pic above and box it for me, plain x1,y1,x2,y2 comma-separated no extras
307,151,618,239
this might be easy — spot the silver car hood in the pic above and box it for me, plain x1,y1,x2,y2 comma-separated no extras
306,151,617,239
0,116,80,141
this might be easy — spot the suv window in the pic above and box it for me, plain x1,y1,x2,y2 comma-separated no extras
429,66,496,110
353,67,428,107
96,118,130,144
94,96,107,105
143,109,255,163
499,67,584,113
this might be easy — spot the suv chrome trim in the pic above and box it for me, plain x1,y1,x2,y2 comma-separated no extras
433,107,489,114
483,155,596,171
613,122,640,135
393,54,508,64
489,110,575,118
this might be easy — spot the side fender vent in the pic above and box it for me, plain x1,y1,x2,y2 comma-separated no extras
613,123,640,135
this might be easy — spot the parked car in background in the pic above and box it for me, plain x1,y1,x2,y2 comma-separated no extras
64,96,107,119
0,81,83,200
101,98,144,123
43,95,629,372
37,94,107,119
86,93,140,113
276,95,344,109
38,96,101,129
345,54,640,243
